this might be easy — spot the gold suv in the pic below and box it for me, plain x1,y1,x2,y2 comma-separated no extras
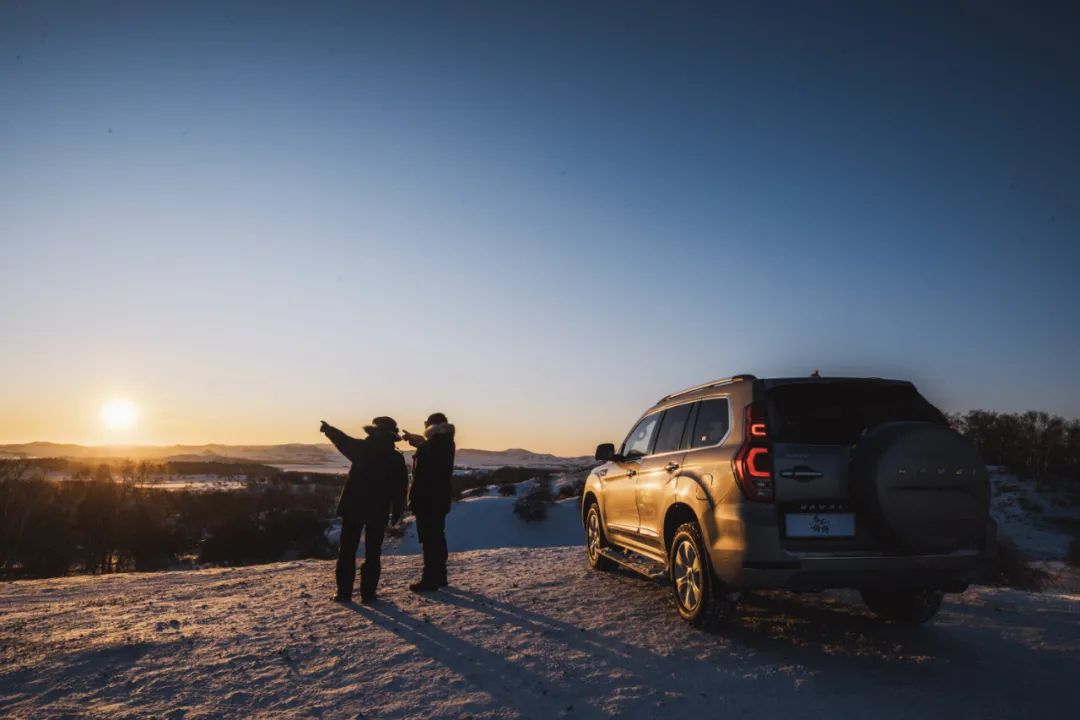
582,374,995,628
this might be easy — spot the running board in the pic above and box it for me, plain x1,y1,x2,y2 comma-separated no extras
598,548,669,583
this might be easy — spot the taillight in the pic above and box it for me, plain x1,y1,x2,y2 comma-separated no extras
733,402,773,502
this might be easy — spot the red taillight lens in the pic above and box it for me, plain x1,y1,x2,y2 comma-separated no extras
746,447,771,477
733,403,773,502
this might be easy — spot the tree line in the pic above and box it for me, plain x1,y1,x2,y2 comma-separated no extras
0,460,337,578
950,410,1080,489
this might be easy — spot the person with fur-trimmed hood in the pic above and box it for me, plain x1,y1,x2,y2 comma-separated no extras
320,416,407,604
402,412,456,592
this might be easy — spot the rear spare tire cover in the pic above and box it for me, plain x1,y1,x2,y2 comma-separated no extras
850,422,989,553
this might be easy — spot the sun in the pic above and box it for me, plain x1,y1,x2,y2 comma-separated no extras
101,398,138,431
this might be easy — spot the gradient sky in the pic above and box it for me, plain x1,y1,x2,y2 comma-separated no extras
2,1,1079,454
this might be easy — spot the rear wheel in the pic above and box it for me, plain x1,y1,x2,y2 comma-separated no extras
861,588,944,624
584,503,615,571
669,522,738,629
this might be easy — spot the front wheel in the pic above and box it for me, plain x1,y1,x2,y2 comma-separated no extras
584,503,615,571
861,588,944,624
669,522,737,629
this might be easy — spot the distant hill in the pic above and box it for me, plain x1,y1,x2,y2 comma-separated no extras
0,442,593,471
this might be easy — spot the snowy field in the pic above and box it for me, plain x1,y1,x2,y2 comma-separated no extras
384,495,583,556
2,547,1079,720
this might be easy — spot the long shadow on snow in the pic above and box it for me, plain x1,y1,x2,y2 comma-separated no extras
352,600,611,720
440,579,1079,716
0,641,159,707
431,587,814,709
724,588,1080,716
437,587,685,673
731,588,1080,661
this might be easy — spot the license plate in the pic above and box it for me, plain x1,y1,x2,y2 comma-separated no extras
785,513,855,538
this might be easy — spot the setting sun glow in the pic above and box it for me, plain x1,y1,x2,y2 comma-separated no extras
101,399,138,431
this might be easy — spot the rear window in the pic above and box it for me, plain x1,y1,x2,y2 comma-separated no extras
765,382,946,445
653,403,693,454
690,398,730,448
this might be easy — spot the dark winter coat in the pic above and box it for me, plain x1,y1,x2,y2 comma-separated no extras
323,425,408,524
408,423,456,517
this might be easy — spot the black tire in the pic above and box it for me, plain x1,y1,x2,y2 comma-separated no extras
584,502,616,571
669,522,738,629
861,588,944,624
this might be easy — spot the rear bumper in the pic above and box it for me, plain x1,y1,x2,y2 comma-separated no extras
737,547,994,591
709,506,997,592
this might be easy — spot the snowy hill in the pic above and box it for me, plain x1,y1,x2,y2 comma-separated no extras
2,548,1079,719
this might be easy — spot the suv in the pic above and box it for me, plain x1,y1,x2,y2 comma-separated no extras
582,374,995,628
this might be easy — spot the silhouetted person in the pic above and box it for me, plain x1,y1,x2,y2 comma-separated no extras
321,416,407,604
402,412,456,592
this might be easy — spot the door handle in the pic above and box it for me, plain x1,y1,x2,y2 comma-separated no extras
627,469,637,477
665,462,680,473
779,466,823,480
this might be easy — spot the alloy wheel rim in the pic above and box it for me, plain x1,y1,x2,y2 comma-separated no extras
673,538,703,612
587,511,601,561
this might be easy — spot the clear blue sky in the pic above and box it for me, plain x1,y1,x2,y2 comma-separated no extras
2,1,1078,453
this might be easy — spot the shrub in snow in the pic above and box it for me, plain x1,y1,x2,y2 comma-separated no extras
498,483,516,497
555,479,585,500
513,478,553,522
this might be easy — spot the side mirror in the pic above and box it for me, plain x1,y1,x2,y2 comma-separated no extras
595,443,616,462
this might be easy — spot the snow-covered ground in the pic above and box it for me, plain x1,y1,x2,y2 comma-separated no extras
3,468,1079,718
2,547,1078,719
990,467,1080,559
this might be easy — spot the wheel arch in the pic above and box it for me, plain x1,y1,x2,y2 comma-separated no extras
582,490,601,526
663,502,700,555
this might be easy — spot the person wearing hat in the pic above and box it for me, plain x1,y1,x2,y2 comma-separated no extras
402,412,456,592
320,416,408,603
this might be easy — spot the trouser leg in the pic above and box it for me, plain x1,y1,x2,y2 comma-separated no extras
417,512,448,582
434,513,448,583
335,519,363,599
359,522,387,599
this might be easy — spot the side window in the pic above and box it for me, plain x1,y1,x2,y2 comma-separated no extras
652,403,694,454
621,414,660,459
690,398,730,448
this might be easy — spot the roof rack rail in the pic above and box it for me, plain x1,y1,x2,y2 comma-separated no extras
659,374,757,403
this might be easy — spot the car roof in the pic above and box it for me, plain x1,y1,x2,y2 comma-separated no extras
648,374,916,413
760,376,915,389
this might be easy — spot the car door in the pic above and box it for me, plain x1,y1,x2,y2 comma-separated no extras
602,413,660,538
676,396,736,506
634,402,694,544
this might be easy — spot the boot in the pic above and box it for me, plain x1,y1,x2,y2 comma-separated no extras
409,577,441,593
359,561,380,602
